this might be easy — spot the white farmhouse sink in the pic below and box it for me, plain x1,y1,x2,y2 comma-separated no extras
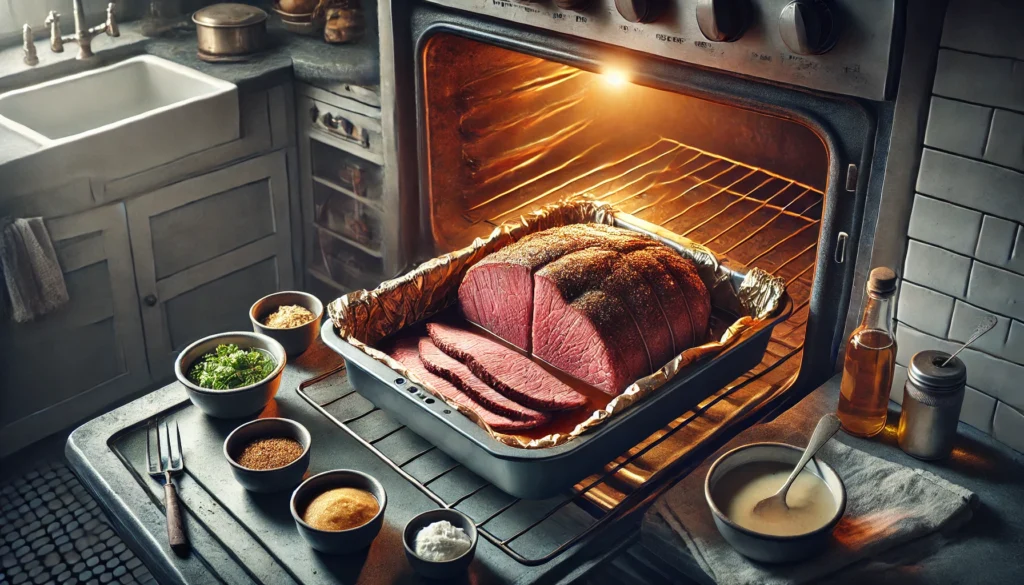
0,55,238,164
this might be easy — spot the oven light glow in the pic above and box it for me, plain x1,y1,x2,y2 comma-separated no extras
602,68,629,87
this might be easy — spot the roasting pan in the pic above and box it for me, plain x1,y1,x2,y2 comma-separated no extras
321,213,793,499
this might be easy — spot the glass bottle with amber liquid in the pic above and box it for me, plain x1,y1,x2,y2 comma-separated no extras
837,267,898,437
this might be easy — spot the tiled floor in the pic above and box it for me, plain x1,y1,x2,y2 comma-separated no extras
0,447,156,585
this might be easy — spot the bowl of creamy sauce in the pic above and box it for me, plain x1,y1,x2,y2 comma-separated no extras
705,442,846,563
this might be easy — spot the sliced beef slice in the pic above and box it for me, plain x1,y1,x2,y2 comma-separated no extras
459,223,655,350
418,338,548,423
427,322,587,410
645,247,712,345
385,337,544,432
532,251,651,395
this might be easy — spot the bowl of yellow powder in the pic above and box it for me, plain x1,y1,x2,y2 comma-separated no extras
290,469,387,554
249,291,324,357
223,418,311,493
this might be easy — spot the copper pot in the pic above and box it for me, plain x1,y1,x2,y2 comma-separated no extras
193,3,268,62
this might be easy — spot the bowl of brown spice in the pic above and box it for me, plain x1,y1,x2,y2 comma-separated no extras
250,291,324,357
224,418,311,493
290,469,387,554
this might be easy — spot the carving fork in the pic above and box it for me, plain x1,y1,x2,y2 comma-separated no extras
147,421,188,554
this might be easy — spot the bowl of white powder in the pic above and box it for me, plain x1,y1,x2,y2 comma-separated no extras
403,509,478,579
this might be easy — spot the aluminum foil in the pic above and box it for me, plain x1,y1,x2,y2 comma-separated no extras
328,199,786,449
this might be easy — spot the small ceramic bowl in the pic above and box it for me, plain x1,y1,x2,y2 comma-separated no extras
249,291,324,357
403,509,478,580
705,442,846,564
223,418,311,493
291,470,387,554
175,332,286,419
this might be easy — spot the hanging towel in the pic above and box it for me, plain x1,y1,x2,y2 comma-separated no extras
0,217,69,322
648,425,978,585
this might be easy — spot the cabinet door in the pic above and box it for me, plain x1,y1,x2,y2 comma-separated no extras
0,204,148,456
128,151,294,380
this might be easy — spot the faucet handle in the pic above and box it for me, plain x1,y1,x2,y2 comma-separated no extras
23,24,39,66
105,2,119,37
44,10,63,52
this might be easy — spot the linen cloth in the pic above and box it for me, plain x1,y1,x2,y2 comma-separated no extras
0,217,69,322
652,425,977,585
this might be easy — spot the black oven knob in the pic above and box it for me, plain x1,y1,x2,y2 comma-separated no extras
554,0,589,9
696,0,751,42
778,0,839,55
615,0,664,23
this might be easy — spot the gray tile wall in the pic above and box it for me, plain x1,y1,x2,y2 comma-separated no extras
892,0,1024,452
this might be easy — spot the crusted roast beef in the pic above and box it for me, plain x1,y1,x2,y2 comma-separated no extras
645,246,712,347
418,338,548,423
457,224,711,395
620,248,701,352
532,249,651,395
386,337,545,432
427,322,587,411
458,224,654,351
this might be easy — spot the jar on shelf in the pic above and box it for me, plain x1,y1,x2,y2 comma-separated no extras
322,0,365,44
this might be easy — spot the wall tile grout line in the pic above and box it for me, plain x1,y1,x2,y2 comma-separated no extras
981,107,996,158
926,94,1022,117
896,281,1019,334
895,318,1024,385
921,144,1024,176
936,45,1024,65
912,192,1023,227
907,235,1024,280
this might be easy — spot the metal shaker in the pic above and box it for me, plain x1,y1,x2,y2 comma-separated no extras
897,350,966,460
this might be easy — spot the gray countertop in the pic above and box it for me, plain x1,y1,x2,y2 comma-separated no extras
65,340,630,585
66,337,1024,585
641,375,1024,584
0,18,378,167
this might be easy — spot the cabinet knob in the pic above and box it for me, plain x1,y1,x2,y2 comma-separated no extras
144,294,158,306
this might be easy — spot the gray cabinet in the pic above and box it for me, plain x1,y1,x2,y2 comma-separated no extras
0,204,148,455
128,151,294,379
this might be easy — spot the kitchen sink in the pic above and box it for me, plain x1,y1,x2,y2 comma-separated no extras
0,55,238,153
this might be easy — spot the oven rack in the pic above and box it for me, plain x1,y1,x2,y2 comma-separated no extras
479,137,824,353
297,342,802,566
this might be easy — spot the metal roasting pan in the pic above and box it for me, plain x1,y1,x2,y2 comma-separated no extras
321,218,793,499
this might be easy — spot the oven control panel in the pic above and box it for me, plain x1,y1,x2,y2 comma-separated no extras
423,0,899,100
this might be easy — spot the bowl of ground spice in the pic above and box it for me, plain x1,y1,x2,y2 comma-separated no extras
250,291,324,357
175,332,287,419
224,418,311,492
290,469,387,554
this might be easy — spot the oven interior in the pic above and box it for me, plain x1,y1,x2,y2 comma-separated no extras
422,31,828,422
364,30,843,564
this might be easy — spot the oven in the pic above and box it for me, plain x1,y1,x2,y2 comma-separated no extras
362,0,903,566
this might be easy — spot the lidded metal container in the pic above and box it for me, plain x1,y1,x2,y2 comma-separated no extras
193,3,268,62
897,350,967,460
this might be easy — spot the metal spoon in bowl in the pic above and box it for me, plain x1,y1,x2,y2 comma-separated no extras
752,413,841,517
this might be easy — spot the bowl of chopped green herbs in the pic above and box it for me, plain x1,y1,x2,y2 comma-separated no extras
175,332,287,418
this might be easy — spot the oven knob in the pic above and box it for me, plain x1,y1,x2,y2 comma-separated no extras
614,0,664,23
778,0,839,55
696,0,751,42
554,0,589,9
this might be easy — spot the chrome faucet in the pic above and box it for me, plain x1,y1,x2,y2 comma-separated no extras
43,0,119,60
